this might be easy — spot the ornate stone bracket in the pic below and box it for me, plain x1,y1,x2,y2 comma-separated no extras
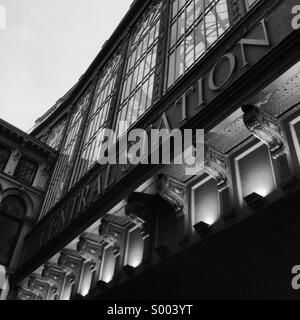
58,249,86,285
99,215,132,257
77,233,104,269
158,174,186,217
27,274,58,300
201,145,229,192
42,263,68,298
242,105,286,159
125,192,158,239
242,105,297,191
17,287,43,300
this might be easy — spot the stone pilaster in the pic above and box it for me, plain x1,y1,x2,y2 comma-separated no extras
242,105,297,192
99,215,133,279
42,263,68,300
125,192,158,264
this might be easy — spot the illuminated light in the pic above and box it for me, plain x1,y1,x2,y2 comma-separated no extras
125,228,144,268
102,272,114,284
128,256,142,268
244,192,265,211
193,221,211,235
201,214,218,226
236,143,276,206
80,283,90,297
100,247,116,284
192,178,220,229
60,281,72,300
253,187,270,198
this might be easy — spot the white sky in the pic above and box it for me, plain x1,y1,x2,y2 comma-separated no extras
0,0,133,132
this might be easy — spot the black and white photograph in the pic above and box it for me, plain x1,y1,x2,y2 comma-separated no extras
0,0,300,306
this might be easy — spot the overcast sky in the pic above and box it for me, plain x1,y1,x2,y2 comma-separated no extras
0,0,133,132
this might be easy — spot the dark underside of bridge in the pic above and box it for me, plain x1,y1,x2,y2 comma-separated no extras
84,189,300,301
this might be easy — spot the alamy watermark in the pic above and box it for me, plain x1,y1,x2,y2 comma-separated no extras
0,4,6,30
292,265,300,290
96,122,204,176
292,5,300,30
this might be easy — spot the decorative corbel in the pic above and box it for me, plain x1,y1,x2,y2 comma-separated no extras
242,105,298,191
125,192,158,239
242,105,286,159
201,145,229,192
77,233,104,270
42,263,68,299
58,249,86,285
158,174,186,217
27,274,58,300
99,215,132,257
17,287,43,300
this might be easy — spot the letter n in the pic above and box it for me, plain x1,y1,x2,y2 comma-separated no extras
239,18,270,68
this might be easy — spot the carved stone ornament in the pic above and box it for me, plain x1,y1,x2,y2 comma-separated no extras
125,192,158,238
42,263,68,286
242,105,286,159
58,249,86,284
77,233,104,266
28,274,58,299
99,215,132,256
17,287,43,300
201,145,229,192
158,174,186,216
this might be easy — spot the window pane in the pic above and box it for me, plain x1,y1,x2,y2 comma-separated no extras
175,41,185,80
185,32,194,69
168,51,176,88
40,89,91,216
116,1,162,137
167,0,230,88
170,22,177,48
195,21,206,59
70,53,121,187
205,6,218,47
45,118,67,150
14,157,38,185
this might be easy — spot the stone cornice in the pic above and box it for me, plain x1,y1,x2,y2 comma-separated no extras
0,118,57,160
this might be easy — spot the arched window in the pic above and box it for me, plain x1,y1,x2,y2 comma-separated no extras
0,195,26,266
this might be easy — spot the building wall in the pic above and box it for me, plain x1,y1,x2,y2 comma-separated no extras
93,190,300,300
0,120,56,279
10,0,300,300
